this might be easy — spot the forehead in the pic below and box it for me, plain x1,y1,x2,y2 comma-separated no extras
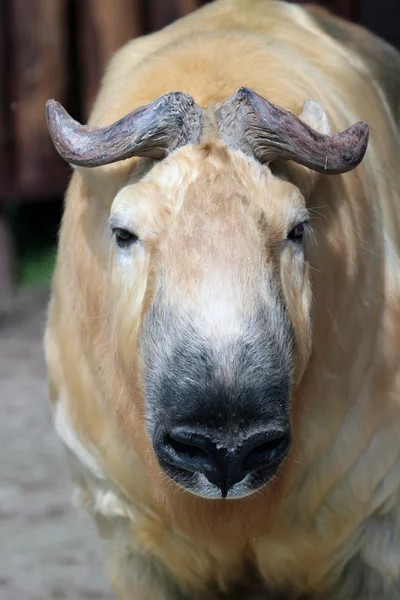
111,145,306,231
110,146,308,335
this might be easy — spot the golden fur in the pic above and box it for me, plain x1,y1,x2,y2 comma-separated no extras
45,1,400,598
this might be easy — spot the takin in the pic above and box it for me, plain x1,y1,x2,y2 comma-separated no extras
44,0,400,598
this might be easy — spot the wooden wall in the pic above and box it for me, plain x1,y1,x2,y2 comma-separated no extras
0,0,358,302
0,0,358,204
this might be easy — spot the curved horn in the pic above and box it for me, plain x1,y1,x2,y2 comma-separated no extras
46,92,203,167
216,87,369,174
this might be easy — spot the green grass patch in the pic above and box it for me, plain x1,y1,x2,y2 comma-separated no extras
5,199,62,289
19,246,57,288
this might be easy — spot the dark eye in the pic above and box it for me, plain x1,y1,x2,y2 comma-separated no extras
112,227,138,248
287,223,307,243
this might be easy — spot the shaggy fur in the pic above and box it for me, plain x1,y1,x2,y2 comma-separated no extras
45,1,400,598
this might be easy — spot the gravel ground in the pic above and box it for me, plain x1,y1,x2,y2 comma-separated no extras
0,289,114,600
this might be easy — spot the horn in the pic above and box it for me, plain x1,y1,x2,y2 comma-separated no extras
216,87,369,174
46,92,203,167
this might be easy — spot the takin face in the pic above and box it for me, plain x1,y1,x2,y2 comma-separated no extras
111,148,309,499
46,88,369,501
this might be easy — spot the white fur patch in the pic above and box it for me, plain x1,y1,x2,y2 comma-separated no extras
54,400,106,480
73,485,130,521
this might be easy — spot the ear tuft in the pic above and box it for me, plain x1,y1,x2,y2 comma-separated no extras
299,99,331,135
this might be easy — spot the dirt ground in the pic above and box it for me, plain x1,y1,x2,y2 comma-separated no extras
0,289,114,600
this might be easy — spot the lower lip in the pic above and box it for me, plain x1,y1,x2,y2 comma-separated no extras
162,462,280,500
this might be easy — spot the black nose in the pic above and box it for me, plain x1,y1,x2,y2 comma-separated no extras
155,426,290,498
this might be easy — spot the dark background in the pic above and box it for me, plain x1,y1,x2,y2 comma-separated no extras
0,0,399,302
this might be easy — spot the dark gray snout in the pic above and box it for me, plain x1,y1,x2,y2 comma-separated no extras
142,303,294,499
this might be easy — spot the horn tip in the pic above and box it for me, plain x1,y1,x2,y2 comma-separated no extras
353,120,369,139
235,86,252,101
357,120,370,153
46,98,59,113
358,120,369,133
45,99,63,125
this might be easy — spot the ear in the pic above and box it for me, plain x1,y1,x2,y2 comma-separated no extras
76,158,152,208
299,99,332,135
288,99,332,198
74,165,127,208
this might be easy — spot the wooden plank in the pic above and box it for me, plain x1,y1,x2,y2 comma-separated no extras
178,0,201,16
0,0,10,198
333,0,359,20
147,0,179,33
360,0,400,48
289,0,359,20
0,211,15,311
10,0,69,198
80,0,141,117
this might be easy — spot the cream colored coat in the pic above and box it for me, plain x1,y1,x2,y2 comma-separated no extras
45,1,400,598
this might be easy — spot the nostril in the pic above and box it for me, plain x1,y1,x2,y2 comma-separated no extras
162,433,213,472
249,437,282,458
241,432,290,474
155,427,291,494
166,434,207,460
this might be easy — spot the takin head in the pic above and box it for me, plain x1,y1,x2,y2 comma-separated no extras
47,88,368,499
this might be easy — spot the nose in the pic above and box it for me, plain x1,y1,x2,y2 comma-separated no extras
155,426,290,498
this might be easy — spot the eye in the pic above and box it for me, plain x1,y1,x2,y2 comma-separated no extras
112,227,138,248
287,222,307,244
